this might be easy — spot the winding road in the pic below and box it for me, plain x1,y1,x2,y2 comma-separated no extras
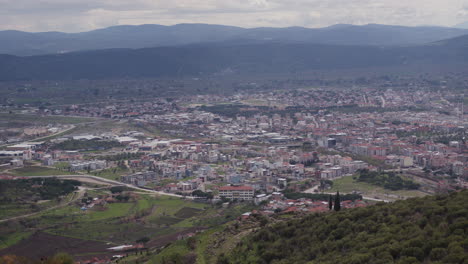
0,187,86,223
0,174,189,223
26,174,186,198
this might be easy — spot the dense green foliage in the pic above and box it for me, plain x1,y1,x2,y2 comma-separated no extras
51,139,122,151
0,178,80,201
284,192,362,202
192,190,214,199
109,186,131,194
357,169,420,190
227,190,468,264
0,252,74,264
334,191,341,211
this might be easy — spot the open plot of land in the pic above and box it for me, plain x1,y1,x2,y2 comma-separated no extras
152,216,182,225
9,166,73,176
0,200,59,220
0,204,37,220
0,113,95,127
69,119,152,137
174,207,202,219
0,232,110,260
0,182,255,261
91,167,129,181
328,175,427,200
1,194,190,242
150,223,244,264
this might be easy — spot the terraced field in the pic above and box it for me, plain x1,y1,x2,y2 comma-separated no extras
0,187,254,261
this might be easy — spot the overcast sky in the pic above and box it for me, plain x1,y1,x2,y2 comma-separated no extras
1,0,467,32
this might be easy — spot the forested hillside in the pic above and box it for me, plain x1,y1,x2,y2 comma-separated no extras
1,35,468,81
225,191,468,264
1,24,467,56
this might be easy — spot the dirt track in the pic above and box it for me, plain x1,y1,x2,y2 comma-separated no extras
0,188,85,223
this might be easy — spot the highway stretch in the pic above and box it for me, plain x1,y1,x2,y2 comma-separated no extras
0,174,189,223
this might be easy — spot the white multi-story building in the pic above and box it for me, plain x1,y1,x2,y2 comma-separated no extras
218,186,254,201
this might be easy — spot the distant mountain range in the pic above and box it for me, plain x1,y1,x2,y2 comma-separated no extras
454,21,468,29
1,23,468,56
0,32,467,81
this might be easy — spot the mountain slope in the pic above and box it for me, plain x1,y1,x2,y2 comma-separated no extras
0,35,467,81
431,34,468,49
1,23,467,56
225,191,468,264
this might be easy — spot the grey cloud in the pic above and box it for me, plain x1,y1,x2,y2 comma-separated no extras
0,0,465,32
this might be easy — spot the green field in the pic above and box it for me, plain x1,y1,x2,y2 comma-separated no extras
92,167,129,181
0,199,59,220
0,113,95,126
9,166,74,176
0,189,238,246
0,183,258,263
150,202,258,264
0,231,33,250
329,175,427,200
147,228,226,264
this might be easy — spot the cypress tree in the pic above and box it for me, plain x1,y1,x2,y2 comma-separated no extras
334,191,341,211
328,195,333,210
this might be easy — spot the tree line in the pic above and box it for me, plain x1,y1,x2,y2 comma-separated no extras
0,178,81,202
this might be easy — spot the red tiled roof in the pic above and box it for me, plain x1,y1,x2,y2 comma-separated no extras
284,206,298,212
308,206,328,212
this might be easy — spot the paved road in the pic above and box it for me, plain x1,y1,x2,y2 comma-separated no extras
25,174,187,198
0,125,76,148
0,174,190,223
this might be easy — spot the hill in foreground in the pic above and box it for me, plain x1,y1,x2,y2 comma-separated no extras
153,191,467,264
225,191,468,264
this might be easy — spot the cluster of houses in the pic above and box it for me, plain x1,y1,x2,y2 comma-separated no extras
1,85,466,203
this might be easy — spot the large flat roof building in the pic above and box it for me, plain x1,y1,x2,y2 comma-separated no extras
219,186,254,201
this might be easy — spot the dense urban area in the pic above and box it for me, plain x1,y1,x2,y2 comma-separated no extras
0,75,466,263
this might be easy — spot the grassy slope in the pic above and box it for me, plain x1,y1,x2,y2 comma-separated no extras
0,232,33,250
0,181,258,261
91,167,129,181
0,192,211,251
43,194,209,242
148,203,259,264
